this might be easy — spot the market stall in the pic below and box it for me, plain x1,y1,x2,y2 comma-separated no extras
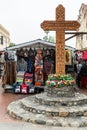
4,39,75,93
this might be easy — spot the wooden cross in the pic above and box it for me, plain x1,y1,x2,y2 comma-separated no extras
41,4,80,75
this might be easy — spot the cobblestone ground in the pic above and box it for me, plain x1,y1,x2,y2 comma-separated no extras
0,79,87,123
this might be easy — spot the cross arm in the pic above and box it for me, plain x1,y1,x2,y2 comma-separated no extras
41,20,80,31
41,20,56,31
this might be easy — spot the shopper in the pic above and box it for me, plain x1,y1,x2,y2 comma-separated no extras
80,60,87,88
73,61,77,86
76,60,82,88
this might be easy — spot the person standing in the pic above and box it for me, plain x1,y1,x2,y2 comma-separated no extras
80,60,87,88
73,61,78,85
76,61,82,88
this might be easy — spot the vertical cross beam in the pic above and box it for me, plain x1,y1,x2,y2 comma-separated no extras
56,5,65,74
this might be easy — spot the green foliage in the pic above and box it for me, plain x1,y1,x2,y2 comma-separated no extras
9,43,15,47
43,31,55,43
48,36,54,43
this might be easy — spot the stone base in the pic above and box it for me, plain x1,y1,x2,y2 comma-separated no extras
46,86,75,97
7,92,87,127
35,92,87,106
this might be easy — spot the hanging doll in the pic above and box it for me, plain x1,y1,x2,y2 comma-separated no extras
34,50,43,83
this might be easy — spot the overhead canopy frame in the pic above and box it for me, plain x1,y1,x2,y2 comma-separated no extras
65,32,87,41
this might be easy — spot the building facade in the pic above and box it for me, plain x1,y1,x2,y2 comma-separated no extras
0,24,10,51
76,3,87,50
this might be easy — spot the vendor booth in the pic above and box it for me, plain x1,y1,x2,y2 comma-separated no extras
1,39,75,93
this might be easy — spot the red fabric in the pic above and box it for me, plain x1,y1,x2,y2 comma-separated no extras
21,83,28,93
25,73,33,77
82,51,87,60
21,83,27,89
81,76,87,88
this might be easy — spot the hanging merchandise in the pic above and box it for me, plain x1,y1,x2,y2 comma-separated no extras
6,61,16,85
34,49,43,86
4,51,16,61
19,48,24,57
27,57,34,73
66,50,72,65
4,51,8,61
50,49,55,59
0,51,5,78
43,49,55,81
17,58,27,72
82,51,87,60
76,51,83,61
50,49,55,73
28,48,34,57
8,51,15,61
27,48,35,73
23,49,29,58
16,49,22,57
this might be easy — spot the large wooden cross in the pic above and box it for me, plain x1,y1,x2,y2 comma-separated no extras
41,4,80,75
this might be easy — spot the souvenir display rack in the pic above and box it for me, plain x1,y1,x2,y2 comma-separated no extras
0,51,5,78
1,47,73,93
2,51,16,92
16,48,55,86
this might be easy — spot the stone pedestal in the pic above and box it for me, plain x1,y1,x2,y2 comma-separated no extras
46,86,75,97
7,92,87,127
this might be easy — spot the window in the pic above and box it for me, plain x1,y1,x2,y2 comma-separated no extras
86,35,87,40
1,36,3,44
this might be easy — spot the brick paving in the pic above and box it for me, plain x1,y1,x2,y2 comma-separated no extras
0,78,87,123
0,80,27,122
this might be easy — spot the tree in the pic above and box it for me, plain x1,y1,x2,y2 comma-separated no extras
43,31,55,43
9,42,15,47
43,31,49,41
48,35,55,43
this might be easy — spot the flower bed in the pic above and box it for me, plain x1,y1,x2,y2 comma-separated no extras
46,74,75,97
46,74,75,88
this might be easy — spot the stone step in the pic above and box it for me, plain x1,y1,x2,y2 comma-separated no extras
35,92,87,106
20,95,87,117
7,99,87,127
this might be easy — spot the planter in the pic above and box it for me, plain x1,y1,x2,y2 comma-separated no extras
46,74,75,97
46,86,75,97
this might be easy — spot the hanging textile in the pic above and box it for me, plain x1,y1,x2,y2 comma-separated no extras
82,51,87,60
6,61,16,85
27,48,35,73
34,50,43,86
17,58,27,72
43,49,55,81
76,51,83,61
66,50,72,65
